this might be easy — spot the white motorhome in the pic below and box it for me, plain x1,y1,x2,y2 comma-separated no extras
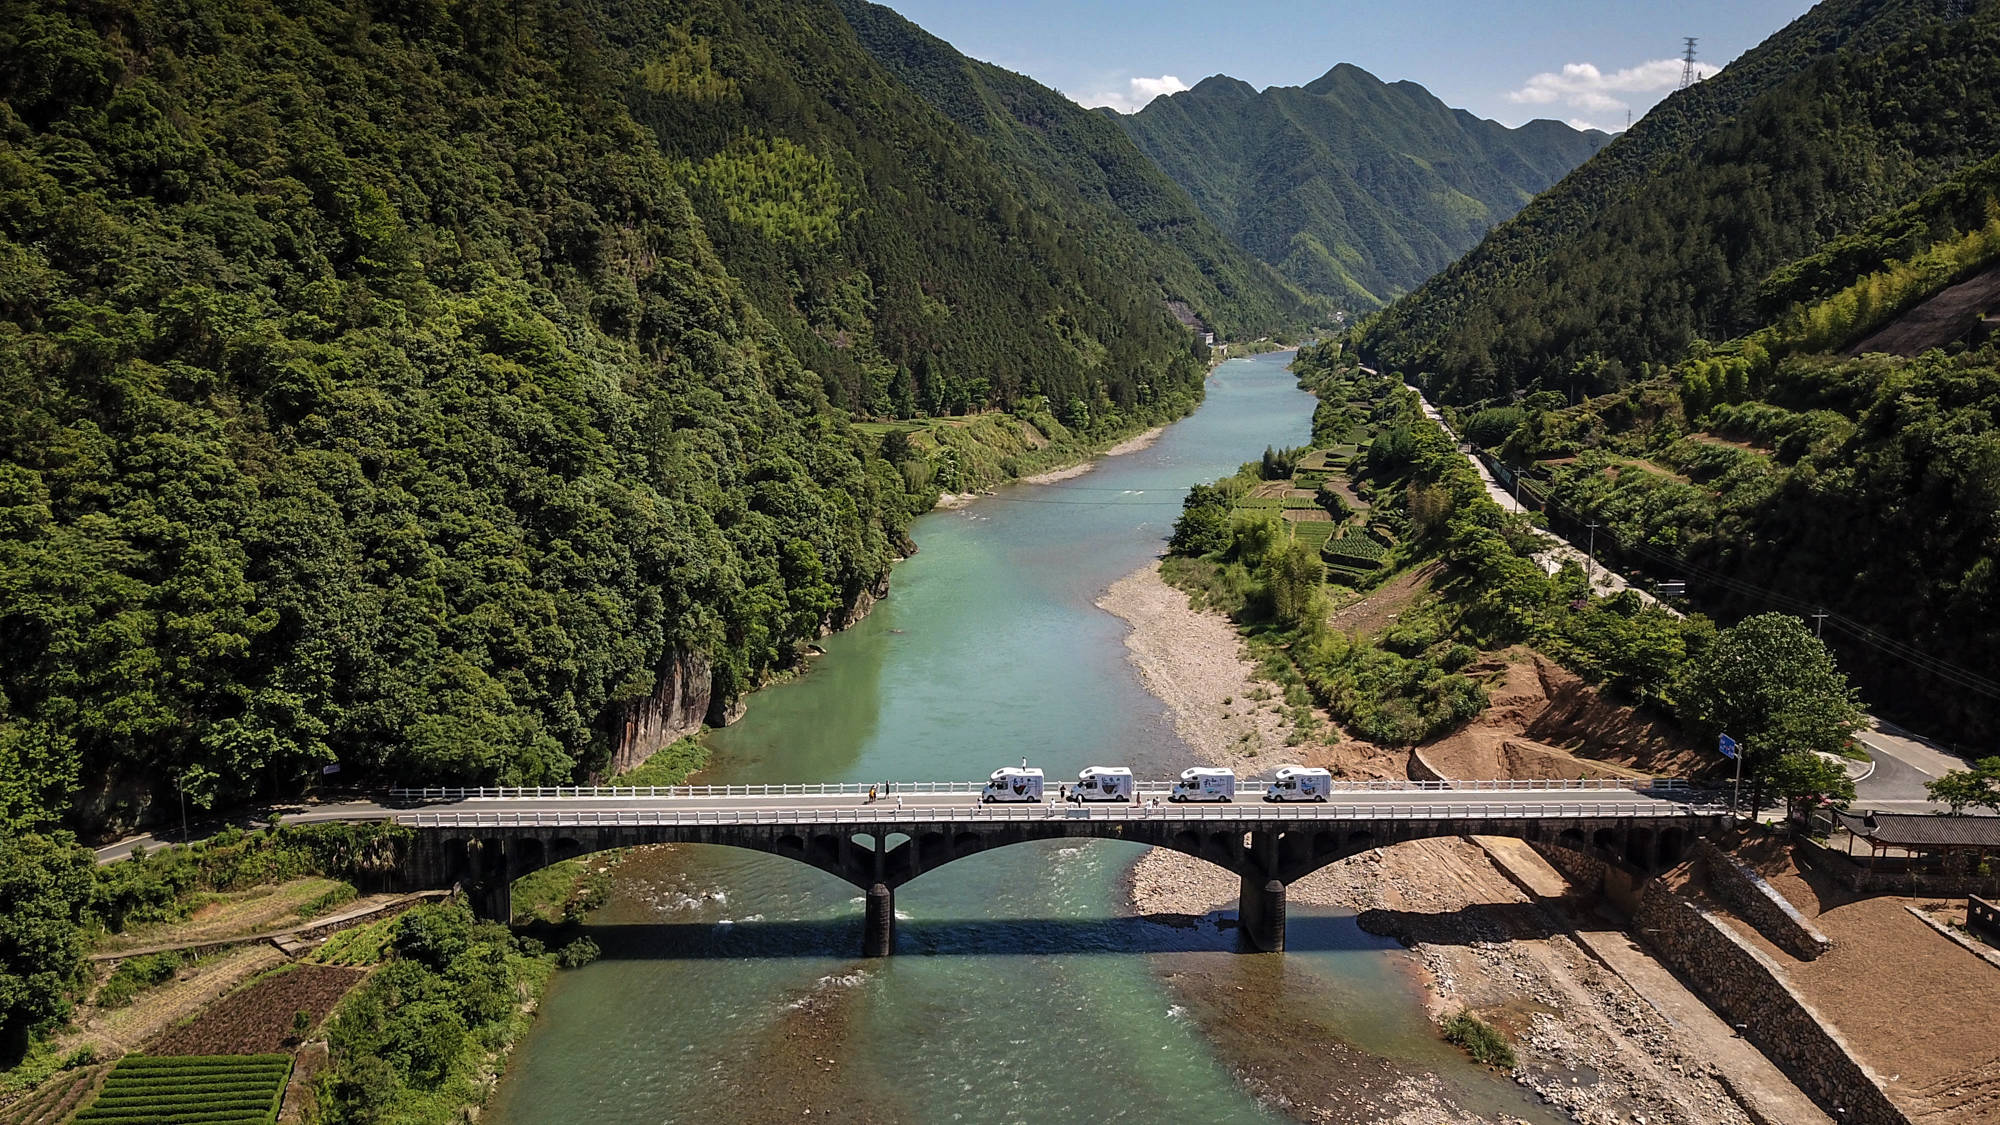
1265,765,1332,802
1069,766,1134,802
1170,767,1235,803
981,763,1044,803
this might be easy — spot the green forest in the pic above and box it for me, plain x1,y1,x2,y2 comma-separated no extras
1355,0,2000,399
0,0,1261,833
1165,350,1861,805
1118,66,1607,310
1344,0,2000,738
835,0,1323,342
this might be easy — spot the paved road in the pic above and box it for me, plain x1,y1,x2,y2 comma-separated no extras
1402,380,1661,605
1373,368,1972,810
1851,720,1973,812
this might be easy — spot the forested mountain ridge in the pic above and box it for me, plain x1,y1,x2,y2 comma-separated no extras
834,0,1324,342
1356,0,1994,400
1116,65,1607,310
1431,146,2000,740
604,0,1215,422
0,0,1217,830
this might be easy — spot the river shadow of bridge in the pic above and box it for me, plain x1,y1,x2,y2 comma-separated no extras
554,900,1595,960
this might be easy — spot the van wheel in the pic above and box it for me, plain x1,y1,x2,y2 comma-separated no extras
1316,794,1328,803
982,796,993,805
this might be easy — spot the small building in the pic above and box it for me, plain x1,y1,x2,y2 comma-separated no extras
1831,808,2000,871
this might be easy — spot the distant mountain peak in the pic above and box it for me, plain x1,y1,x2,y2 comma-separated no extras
1120,69,1604,309
1186,74,1257,99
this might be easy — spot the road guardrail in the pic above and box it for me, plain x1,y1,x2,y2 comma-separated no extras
386,777,1692,803
395,798,1726,829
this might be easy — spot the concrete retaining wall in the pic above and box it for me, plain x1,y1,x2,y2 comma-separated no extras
1695,838,1832,960
1634,883,1909,1125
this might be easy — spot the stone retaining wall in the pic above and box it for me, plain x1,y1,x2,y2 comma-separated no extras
1406,746,1447,783
1798,839,2000,897
1633,883,1909,1125
1695,838,1832,960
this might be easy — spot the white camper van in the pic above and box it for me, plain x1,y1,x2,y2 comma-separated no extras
1265,765,1332,802
1070,766,1134,802
981,763,1044,803
1170,767,1235,803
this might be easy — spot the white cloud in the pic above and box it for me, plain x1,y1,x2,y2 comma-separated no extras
1507,58,1720,118
1067,74,1190,114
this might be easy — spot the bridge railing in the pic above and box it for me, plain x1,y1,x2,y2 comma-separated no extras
396,799,1728,829
385,778,1692,802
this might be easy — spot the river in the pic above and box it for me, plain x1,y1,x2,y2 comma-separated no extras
486,352,1562,1124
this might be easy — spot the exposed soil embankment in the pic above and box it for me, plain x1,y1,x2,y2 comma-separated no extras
1418,651,1707,782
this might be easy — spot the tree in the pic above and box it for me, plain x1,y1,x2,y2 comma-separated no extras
1926,757,2000,814
1676,613,1864,808
1168,484,1232,557
0,833,94,1063
1768,751,1857,823
1261,536,1324,629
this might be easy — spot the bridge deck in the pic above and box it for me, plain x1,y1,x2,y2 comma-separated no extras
395,792,1723,829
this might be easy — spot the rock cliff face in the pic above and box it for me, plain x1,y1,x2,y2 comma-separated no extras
608,648,713,776
606,570,895,775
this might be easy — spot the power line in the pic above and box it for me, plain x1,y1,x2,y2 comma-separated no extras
1530,493,2000,700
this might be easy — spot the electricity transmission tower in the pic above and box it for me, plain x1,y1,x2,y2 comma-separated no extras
1678,38,1700,90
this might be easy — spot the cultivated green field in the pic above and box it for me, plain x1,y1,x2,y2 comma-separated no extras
72,1054,292,1125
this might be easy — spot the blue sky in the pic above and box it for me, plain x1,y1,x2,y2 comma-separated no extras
873,0,1817,133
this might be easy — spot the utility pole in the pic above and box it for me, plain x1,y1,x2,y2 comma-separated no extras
1730,741,1746,819
1678,37,1700,91
1585,522,1600,593
1812,611,1828,638
177,770,188,844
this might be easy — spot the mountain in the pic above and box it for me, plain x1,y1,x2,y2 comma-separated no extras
834,0,1324,340
1115,65,1609,310
0,0,1223,828
1354,0,1993,401
1367,0,2000,739
606,0,1216,421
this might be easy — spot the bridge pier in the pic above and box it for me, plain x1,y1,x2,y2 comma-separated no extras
1239,875,1286,953
863,882,895,957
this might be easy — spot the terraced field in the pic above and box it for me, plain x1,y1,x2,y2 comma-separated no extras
71,1054,291,1125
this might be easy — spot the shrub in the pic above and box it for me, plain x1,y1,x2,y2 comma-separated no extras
556,937,600,969
1442,1011,1516,1068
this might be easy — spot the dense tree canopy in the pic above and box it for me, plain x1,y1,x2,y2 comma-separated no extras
1357,0,1999,398
0,0,1235,830
0,833,94,1062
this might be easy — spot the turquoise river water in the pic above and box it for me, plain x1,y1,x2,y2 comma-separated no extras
486,352,1564,1124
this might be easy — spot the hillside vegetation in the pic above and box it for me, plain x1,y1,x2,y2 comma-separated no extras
836,0,1324,341
1118,66,1607,310
1362,0,2000,738
0,0,1226,830
1356,0,1997,399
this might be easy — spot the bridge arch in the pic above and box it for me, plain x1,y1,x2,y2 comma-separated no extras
402,809,1720,955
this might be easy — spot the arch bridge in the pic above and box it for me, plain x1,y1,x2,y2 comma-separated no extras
392,782,1728,955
